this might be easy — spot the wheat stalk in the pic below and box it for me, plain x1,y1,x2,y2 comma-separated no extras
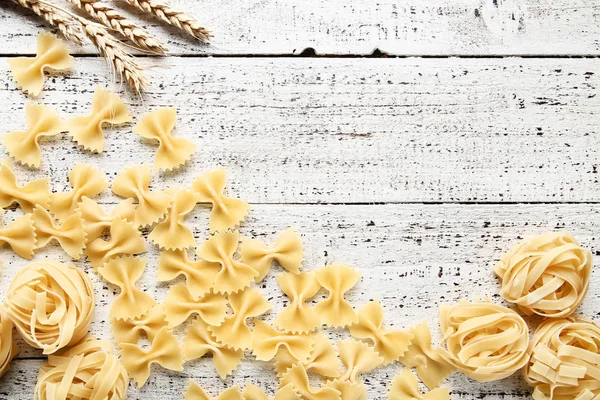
65,0,167,54
121,0,210,42
12,0,84,44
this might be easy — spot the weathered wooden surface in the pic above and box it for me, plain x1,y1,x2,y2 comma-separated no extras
0,203,598,398
1,0,600,56
1,57,599,204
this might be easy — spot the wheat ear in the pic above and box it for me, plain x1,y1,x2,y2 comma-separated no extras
65,0,167,54
121,0,210,42
12,0,84,44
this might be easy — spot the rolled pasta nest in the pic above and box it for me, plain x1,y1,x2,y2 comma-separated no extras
0,309,18,377
4,260,95,354
494,232,592,318
35,336,128,400
438,299,529,382
523,316,600,400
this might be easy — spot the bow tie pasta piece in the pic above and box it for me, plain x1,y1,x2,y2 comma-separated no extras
164,285,228,328
65,87,132,153
275,271,321,334
208,286,271,350
275,332,340,378
325,380,367,400
197,230,258,294
349,300,414,364
192,169,249,233
280,364,341,400
251,320,314,362
50,164,109,221
7,31,73,96
157,249,220,299
241,227,304,282
120,327,184,387
111,304,167,345
0,159,50,212
35,336,128,400
77,197,136,242
4,260,94,354
33,205,86,259
494,232,592,319
314,265,361,328
388,368,451,400
2,103,62,168
182,318,244,379
523,316,600,400
0,214,36,259
112,164,173,228
399,323,455,390
337,338,383,383
85,217,147,268
149,189,198,250
98,256,156,320
184,380,243,400
133,108,196,171
438,299,529,382
243,384,300,400
0,310,18,377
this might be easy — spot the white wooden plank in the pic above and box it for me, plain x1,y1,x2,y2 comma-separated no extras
1,57,598,203
1,0,599,56
0,203,598,399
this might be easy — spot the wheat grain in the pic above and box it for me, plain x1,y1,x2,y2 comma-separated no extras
121,0,210,42
65,0,167,54
12,0,84,44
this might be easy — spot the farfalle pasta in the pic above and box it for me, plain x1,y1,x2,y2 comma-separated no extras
208,286,271,350
184,380,242,400
275,271,321,334
337,338,383,383
65,87,132,153
2,103,62,168
85,217,146,268
149,189,198,250
314,264,361,327
157,249,220,299
133,107,196,171
399,323,455,390
523,316,600,400
7,31,73,96
182,318,244,379
243,384,300,400
280,364,341,400
111,304,167,345
112,164,172,227
192,169,249,232
251,320,314,362
494,232,592,318
77,197,136,242
163,284,227,328
0,159,50,212
50,164,108,220
32,205,86,259
389,368,450,400
4,260,94,354
120,326,184,387
98,255,156,320
439,299,529,382
241,227,304,281
349,300,413,364
0,310,17,377
197,230,258,294
325,380,366,400
275,332,340,378
0,214,36,259
35,336,128,400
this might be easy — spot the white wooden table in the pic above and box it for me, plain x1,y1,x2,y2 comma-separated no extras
0,1,599,399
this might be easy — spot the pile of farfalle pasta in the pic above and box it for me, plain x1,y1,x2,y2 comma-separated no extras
0,30,598,400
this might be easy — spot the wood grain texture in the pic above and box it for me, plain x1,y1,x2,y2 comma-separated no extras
1,57,599,203
1,0,600,56
0,203,598,398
